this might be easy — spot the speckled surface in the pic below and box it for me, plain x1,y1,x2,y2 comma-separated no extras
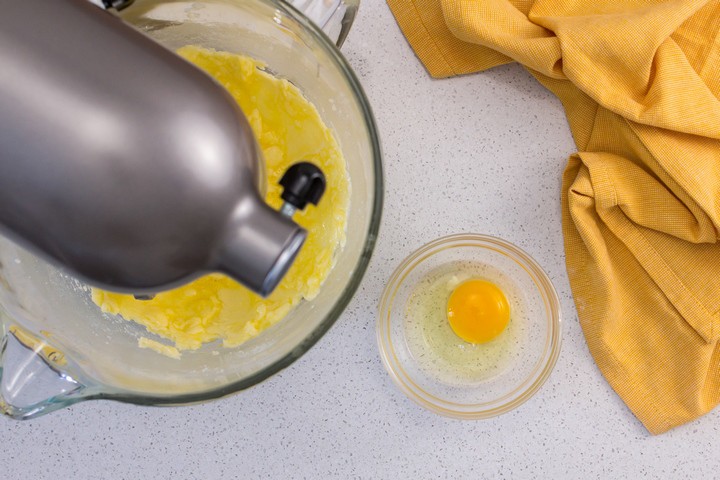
2,2,719,479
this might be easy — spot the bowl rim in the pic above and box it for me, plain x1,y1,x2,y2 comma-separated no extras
376,233,561,419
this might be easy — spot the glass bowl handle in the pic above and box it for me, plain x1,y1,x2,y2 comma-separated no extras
286,0,359,48
0,323,94,420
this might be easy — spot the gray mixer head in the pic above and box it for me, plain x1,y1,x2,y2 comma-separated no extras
0,0,325,297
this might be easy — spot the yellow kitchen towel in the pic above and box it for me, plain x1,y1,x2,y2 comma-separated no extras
386,0,720,434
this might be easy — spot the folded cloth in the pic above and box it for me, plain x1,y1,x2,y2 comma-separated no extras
386,0,720,434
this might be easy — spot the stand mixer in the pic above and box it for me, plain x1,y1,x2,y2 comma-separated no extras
0,0,331,297
0,0,381,420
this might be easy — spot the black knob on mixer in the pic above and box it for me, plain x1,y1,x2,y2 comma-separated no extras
102,0,135,10
279,162,327,210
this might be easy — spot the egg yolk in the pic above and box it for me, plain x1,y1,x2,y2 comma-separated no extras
446,280,510,344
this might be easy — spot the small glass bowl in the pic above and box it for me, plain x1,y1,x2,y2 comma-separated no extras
377,234,561,419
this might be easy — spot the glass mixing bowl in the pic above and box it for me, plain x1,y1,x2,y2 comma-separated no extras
0,0,382,419
377,235,561,419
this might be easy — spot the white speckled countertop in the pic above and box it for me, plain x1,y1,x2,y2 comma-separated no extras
2,2,719,478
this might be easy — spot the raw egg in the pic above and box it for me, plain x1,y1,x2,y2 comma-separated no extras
403,263,524,384
446,279,510,343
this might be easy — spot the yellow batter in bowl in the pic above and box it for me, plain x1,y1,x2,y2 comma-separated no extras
91,46,349,355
